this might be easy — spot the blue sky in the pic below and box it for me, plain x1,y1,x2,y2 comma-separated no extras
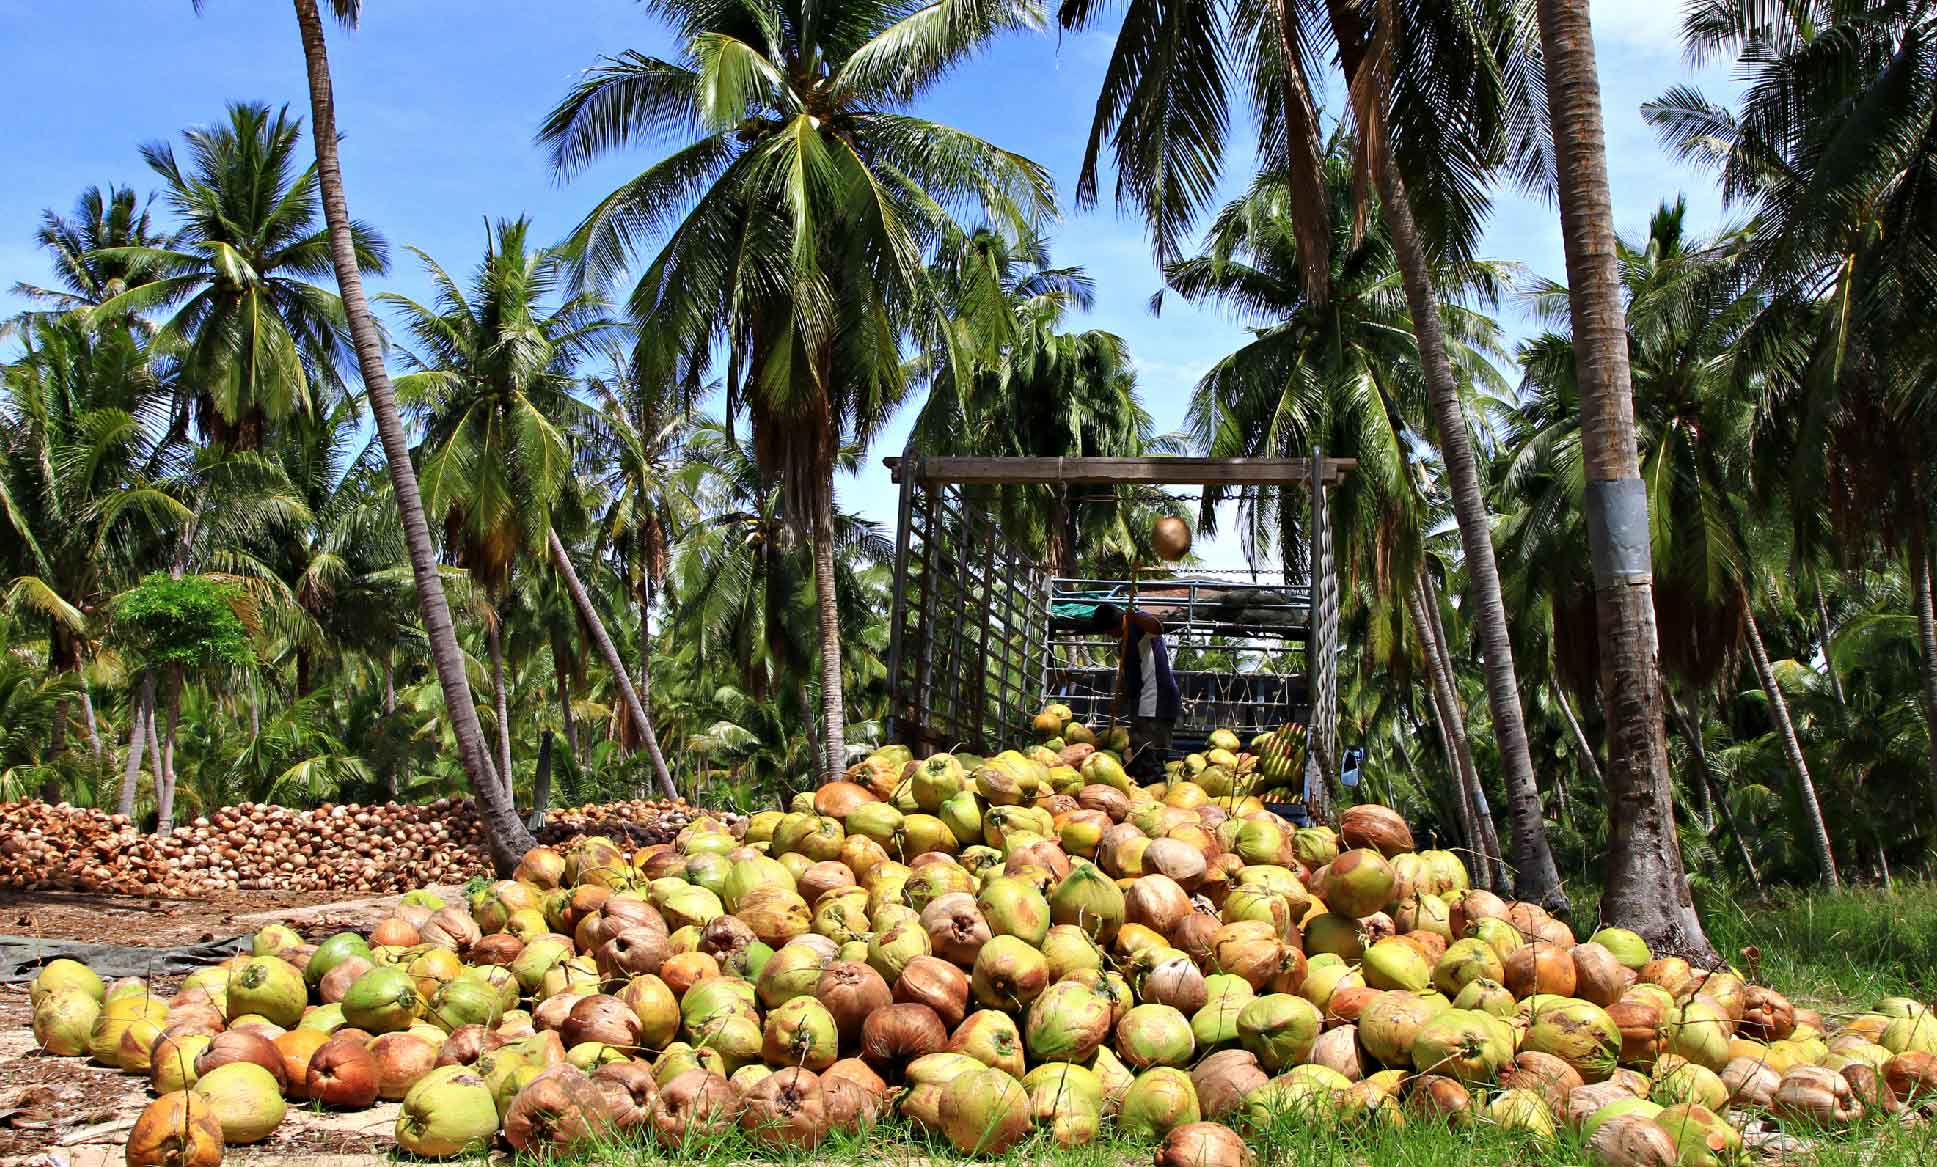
0,1,1736,552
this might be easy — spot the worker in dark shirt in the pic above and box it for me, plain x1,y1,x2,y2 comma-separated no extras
1087,602,1182,780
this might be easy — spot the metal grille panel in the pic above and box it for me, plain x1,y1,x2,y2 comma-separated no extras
885,464,1049,754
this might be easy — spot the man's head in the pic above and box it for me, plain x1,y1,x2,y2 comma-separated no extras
1086,603,1122,634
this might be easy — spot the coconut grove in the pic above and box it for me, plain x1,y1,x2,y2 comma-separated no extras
2,1,1936,1165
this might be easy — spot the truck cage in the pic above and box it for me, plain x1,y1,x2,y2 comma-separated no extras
882,455,1350,809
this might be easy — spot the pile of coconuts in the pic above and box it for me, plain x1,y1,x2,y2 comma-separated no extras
24,710,1937,1167
0,796,703,897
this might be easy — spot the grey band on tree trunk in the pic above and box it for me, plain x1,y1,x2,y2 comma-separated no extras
1585,477,1653,584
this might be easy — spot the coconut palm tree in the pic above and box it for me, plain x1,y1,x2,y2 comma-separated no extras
539,0,1054,782
913,228,1156,575
384,219,671,800
384,217,602,792
1504,202,1841,887
582,348,702,796
1161,150,1517,888
89,102,380,454
1,315,187,795
1513,0,1705,955
1647,0,1937,839
9,185,172,320
1067,0,1567,910
274,0,531,869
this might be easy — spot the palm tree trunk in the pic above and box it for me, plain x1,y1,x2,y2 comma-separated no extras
1815,588,1849,707
289,0,530,873
636,572,675,797
1741,606,1839,888
1415,571,1510,892
116,672,154,819
383,656,396,715
555,651,579,762
1552,679,1599,795
1417,577,1503,887
80,681,102,759
144,687,164,825
156,665,181,834
1913,526,1937,836
1268,0,1332,305
1408,587,1488,885
527,729,554,833
1532,0,1713,961
486,618,515,800
1669,694,1766,900
1376,170,1564,912
810,465,847,785
1316,0,1560,911
547,529,676,799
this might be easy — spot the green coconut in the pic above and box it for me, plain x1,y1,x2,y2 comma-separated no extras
1433,938,1506,997
428,977,504,1032
978,876,1052,946
761,996,838,1070
1588,927,1652,971
1236,993,1322,1070
395,1067,498,1158
225,956,306,1028
1024,980,1114,1063
1664,997,1734,1070
193,1061,287,1144
1654,1103,1741,1167
1362,938,1433,992
1118,1067,1200,1139
1358,990,1449,1067
1022,1063,1104,1146
1115,1003,1196,1069
32,989,100,1056
1410,1008,1514,1083
341,965,422,1034
30,959,103,1007
1522,997,1621,1080
305,933,373,989
1048,862,1125,941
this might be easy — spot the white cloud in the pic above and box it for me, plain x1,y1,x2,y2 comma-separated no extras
1588,0,1689,54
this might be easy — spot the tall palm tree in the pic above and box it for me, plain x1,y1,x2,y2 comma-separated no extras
1,315,186,792
914,228,1154,575
1067,0,1567,909
1504,202,1841,887
1647,0,1937,838
385,219,671,800
92,103,379,453
539,0,1054,782
276,0,531,870
584,349,700,797
267,403,415,703
9,185,172,318
386,218,596,792
1162,152,1516,888
1526,0,1707,955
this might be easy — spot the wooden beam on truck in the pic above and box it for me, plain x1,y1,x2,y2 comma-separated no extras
884,455,1358,487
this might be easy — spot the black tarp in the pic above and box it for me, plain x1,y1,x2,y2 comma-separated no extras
0,934,249,983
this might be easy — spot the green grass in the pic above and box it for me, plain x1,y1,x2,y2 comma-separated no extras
510,1102,1937,1167
498,884,1937,1167
1705,882,1937,1007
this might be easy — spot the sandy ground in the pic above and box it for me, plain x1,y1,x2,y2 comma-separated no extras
0,887,419,951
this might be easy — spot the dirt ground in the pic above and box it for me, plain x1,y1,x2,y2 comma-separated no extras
0,887,415,950
0,887,476,1166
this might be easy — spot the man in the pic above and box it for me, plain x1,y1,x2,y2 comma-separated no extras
1089,602,1181,779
